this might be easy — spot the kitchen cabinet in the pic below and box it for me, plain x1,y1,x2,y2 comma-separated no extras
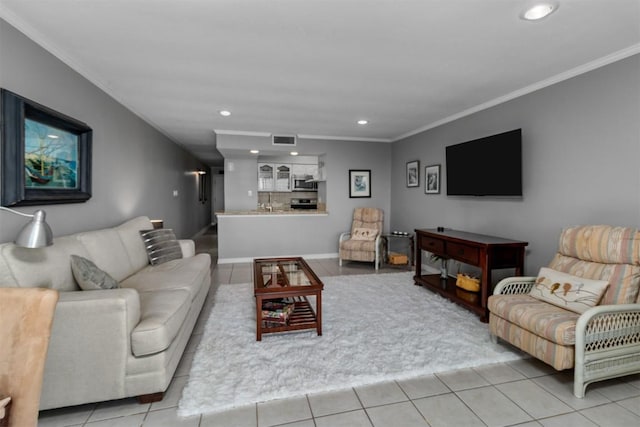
291,164,318,179
259,163,291,192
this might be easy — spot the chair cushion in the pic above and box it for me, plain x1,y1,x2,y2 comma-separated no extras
351,227,378,241
488,294,579,345
131,289,191,356
529,267,609,314
339,239,377,262
70,255,119,291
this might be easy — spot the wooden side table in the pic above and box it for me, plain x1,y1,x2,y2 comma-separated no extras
382,233,415,266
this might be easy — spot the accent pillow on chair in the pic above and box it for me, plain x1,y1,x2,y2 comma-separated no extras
139,229,183,265
70,255,119,290
529,267,609,314
351,227,379,241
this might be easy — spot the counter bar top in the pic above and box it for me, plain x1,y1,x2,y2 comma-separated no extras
216,210,329,217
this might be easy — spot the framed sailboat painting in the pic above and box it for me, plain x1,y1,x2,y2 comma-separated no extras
1,89,92,206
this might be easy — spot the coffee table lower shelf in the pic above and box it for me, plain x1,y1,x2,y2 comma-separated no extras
257,296,321,340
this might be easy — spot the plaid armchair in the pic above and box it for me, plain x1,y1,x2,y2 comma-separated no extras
488,225,640,398
338,207,384,270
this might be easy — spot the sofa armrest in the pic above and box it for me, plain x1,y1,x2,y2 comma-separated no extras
179,239,195,258
39,288,141,409
493,277,537,295
576,304,640,354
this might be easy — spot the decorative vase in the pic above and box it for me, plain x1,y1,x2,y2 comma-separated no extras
440,258,448,279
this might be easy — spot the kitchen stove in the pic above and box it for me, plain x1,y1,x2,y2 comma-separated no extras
290,198,317,210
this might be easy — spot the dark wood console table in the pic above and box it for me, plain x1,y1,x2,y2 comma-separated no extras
414,229,528,322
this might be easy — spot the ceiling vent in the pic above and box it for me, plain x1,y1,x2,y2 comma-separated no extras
272,135,297,146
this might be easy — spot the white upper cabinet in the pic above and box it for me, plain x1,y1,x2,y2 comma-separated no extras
259,163,291,191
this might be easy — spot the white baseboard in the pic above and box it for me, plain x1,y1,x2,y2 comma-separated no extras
218,252,339,264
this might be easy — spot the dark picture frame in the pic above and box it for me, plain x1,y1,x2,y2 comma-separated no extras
406,160,419,187
425,164,441,194
349,169,371,198
1,89,92,206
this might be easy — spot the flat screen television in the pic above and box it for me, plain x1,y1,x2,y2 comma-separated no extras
446,129,522,196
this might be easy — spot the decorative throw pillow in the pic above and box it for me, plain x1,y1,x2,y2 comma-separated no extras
529,267,610,314
139,229,183,266
351,227,378,241
70,255,119,291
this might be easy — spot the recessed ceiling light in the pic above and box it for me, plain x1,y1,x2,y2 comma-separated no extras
290,151,299,156
357,119,368,125
250,149,259,154
219,110,231,117
521,2,557,21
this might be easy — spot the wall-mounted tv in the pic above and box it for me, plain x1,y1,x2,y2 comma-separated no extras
446,129,522,196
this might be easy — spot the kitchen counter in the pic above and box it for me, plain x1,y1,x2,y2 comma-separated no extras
215,209,328,216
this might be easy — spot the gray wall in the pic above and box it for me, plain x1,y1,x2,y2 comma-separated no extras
0,19,211,242
216,134,391,260
391,54,640,276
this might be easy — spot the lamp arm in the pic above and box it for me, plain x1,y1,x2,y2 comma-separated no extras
0,206,35,218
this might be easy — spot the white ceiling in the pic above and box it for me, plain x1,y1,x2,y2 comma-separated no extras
1,0,639,166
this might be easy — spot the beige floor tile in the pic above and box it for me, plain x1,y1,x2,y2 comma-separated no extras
538,411,598,427
588,378,640,401
88,398,149,422
473,362,527,384
200,404,257,427
366,401,429,427
580,402,640,426
456,386,533,427
86,413,146,426
257,396,312,427
278,420,316,427
413,393,486,427
308,388,362,417
38,404,96,427
507,358,556,378
436,368,490,391
150,376,188,411
397,374,450,399
315,410,373,427
496,380,573,419
618,395,640,416
142,407,200,427
354,381,408,408
532,373,611,410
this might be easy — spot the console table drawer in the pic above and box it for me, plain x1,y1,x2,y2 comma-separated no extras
420,236,444,254
447,242,479,265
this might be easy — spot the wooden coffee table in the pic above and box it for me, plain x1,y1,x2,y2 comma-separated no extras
253,257,323,341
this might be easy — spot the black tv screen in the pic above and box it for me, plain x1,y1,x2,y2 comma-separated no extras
446,129,522,196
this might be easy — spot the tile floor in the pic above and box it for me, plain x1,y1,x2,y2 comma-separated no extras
37,228,640,427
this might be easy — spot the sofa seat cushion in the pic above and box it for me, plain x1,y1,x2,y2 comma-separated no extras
132,289,191,356
119,253,211,301
488,294,579,345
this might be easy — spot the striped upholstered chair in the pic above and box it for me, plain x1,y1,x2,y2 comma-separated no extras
488,225,640,398
338,207,384,270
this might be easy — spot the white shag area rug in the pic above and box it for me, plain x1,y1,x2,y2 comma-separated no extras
178,271,524,416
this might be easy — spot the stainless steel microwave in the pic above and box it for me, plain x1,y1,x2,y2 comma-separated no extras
292,177,318,191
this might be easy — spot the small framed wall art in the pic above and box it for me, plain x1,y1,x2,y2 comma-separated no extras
349,169,371,198
406,160,419,187
425,164,440,194
1,89,92,206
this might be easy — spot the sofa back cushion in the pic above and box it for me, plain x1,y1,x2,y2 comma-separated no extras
0,236,88,291
115,216,153,272
548,225,640,305
76,228,135,282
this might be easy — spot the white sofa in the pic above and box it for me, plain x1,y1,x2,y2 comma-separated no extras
0,216,211,410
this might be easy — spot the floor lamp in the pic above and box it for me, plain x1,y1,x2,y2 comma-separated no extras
0,206,53,248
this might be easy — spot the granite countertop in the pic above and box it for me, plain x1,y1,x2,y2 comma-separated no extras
216,209,328,216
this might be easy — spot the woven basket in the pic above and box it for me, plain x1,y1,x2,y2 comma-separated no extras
456,273,480,292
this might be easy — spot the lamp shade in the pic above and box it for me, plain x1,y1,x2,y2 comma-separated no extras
14,209,53,248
